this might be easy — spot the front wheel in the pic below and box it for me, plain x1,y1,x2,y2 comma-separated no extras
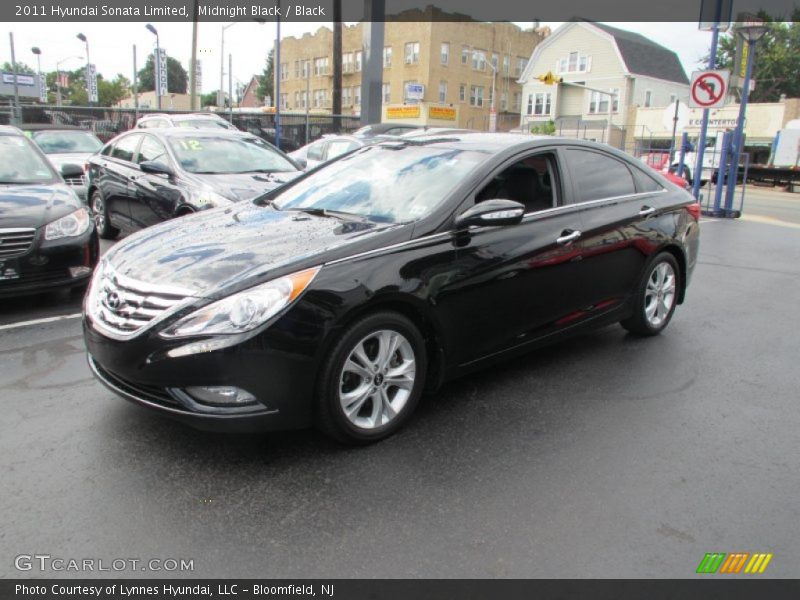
91,190,119,240
621,253,681,336
315,311,427,444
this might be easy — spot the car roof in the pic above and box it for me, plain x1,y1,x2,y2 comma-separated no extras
18,123,86,131
140,113,224,121
0,125,24,136
130,127,256,142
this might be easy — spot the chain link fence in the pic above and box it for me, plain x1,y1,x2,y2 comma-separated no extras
0,104,362,151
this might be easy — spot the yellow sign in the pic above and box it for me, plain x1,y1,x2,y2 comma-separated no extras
386,105,421,119
428,106,457,121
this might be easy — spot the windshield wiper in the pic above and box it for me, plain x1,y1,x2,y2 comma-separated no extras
284,207,370,222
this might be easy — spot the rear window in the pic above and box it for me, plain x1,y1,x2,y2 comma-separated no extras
0,135,57,184
32,130,102,154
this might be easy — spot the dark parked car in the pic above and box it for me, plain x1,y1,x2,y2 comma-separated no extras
84,133,700,443
21,123,104,202
86,128,302,239
0,126,98,297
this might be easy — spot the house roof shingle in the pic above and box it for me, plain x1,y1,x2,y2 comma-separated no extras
589,22,689,85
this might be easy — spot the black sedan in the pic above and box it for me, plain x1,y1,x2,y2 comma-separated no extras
0,126,98,297
86,128,302,239
83,133,700,443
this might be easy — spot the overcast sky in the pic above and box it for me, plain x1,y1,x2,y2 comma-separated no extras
1,21,714,94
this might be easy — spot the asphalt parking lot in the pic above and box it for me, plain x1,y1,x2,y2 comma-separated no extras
1,187,799,579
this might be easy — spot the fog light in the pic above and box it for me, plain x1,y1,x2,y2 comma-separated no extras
69,266,92,278
183,386,257,406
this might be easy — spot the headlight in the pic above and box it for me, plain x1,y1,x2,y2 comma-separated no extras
44,207,91,240
190,188,233,209
160,266,320,338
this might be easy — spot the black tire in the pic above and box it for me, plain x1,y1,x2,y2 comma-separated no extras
90,189,119,240
621,252,681,337
315,311,427,444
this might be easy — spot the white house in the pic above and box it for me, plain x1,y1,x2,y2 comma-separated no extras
518,21,690,147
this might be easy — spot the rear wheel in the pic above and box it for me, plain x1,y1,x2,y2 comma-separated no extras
621,253,680,336
315,311,427,444
91,190,119,240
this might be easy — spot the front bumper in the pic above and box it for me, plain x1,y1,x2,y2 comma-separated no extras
83,314,321,432
0,229,98,298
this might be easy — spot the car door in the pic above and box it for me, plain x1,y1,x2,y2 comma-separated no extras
561,147,657,313
131,135,184,228
432,148,588,368
94,133,143,232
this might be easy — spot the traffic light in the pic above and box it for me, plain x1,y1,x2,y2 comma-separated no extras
536,72,563,85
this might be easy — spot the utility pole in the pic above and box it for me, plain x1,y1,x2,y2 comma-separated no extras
9,33,19,122
275,2,282,149
132,45,139,121
332,0,342,127
228,53,233,123
190,0,198,110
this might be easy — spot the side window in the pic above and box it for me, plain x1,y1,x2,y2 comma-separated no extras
110,134,142,163
632,166,664,193
138,136,169,164
101,142,114,156
475,152,558,214
565,149,636,203
307,141,326,161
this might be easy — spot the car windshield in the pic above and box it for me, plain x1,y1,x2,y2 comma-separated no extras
31,130,103,154
173,118,234,130
0,135,57,184
271,144,486,223
168,136,297,174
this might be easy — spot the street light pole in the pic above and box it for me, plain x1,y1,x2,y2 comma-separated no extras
31,46,44,103
9,33,20,122
145,24,161,110
219,23,237,108
76,33,91,106
55,56,81,107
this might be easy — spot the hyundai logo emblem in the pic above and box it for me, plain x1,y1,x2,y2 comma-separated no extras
106,291,122,310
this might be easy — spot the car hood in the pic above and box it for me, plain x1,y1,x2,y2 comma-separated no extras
46,153,93,170
104,202,403,297
0,183,82,229
191,171,302,202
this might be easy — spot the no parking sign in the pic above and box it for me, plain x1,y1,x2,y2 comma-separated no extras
689,70,730,109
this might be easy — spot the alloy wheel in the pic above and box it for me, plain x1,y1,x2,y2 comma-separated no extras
644,262,677,328
92,195,106,232
338,329,416,430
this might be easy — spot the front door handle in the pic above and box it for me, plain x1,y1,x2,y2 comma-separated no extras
639,205,656,217
556,230,582,245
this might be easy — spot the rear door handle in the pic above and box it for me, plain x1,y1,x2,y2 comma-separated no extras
639,205,656,217
556,230,582,245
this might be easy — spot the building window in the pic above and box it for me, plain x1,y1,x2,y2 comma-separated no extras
343,52,353,73
313,57,328,76
441,42,450,65
500,91,508,111
528,92,552,116
503,55,510,75
491,53,499,71
472,50,486,71
513,92,521,111
355,51,363,72
461,46,470,65
354,86,361,106
279,63,288,81
383,46,392,68
558,52,589,73
342,87,352,106
469,85,484,107
515,57,527,77
404,42,420,64
438,80,447,103
589,88,620,114
382,82,391,103
644,90,653,107
280,93,288,109
459,84,466,102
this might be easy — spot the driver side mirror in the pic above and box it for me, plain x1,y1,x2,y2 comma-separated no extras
455,199,525,229
140,160,175,177
293,157,308,170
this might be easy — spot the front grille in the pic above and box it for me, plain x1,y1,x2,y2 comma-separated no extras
64,175,86,186
0,228,36,259
91,358,180,408
92,265,191,337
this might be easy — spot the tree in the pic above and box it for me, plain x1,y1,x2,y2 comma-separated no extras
136,54,188,94
2,61,35,75
710,13,800,102
98,74,131,106
256,49,274,103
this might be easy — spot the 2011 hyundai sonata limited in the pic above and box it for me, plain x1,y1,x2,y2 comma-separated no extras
83,133,700,443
